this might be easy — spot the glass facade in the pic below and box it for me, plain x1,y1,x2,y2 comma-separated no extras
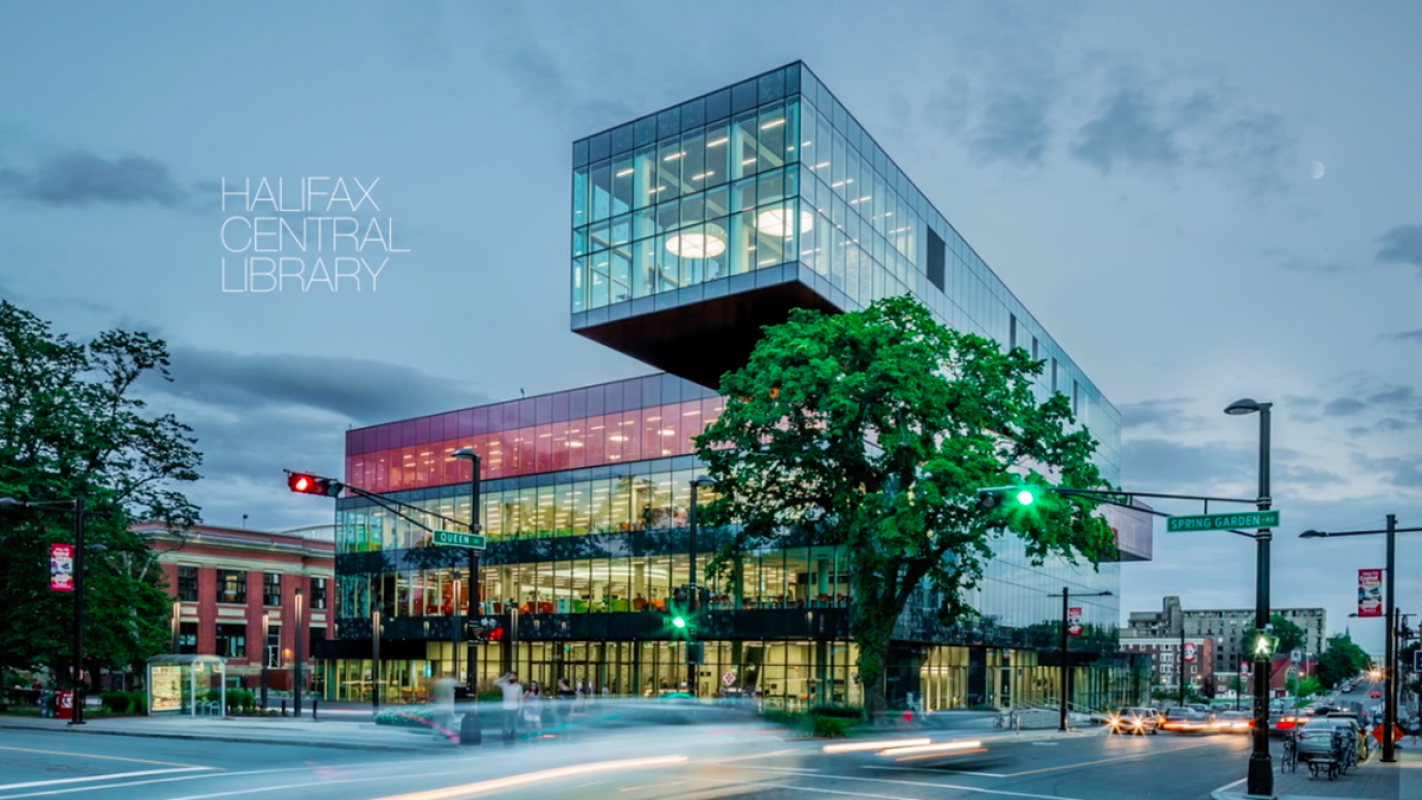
571,62,1121,480
322,64,1152,713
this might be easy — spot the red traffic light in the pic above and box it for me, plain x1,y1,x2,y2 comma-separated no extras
287,472,343,497
488,627,504,641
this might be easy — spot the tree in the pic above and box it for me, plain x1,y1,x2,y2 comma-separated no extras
694,296,1115,717
1316,633,1372,689
1269,614,1305,654
0,301,202,682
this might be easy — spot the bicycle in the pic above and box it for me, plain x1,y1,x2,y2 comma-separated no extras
1281,732,1299,773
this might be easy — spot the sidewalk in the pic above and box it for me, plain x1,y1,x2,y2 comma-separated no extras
1212,743,1422,800
0,712,467,752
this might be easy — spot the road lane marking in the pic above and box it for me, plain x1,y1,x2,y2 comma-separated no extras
864,765,1008,777
0,769,217,791
739,767,821,773
694,773,1087,800
0,767,334,800
1000,739,1231,777
0,745,210,768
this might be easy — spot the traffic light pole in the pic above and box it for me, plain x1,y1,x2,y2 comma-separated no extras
687,486,699,697
1247,404,1273,799
1180,625,1187,706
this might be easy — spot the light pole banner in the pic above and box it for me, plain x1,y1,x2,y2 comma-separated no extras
1067,608,1083,636
50,543,75,592
1358,569,1383,617
1183,641,1197,663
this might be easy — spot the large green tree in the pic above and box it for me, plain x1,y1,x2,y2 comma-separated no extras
1316,633,1372,689
694,296,1116,716
1269,614,1306,654
0,301,202,685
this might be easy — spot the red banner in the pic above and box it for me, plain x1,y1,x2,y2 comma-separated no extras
50,543,75,592
1067,608,1083,637
1358,569,1383,617
1183,641,1197,663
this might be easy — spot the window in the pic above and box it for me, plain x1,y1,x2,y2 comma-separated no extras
1051,358,1059,393
263,572,282,606
177,566,199,602
215,624,246,658
177,622,198,654
310,627,326,653
265,625,281,667
926,228,945,291
1009,314,1018,351
311,578,328,610
216,570,246,604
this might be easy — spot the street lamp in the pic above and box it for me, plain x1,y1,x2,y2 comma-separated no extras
1048,587,1112,732
0,496,100,725
1300,515,1420,763
1223,397,1274,797
687,476,716,696
451,446,484,745
293,588,304,717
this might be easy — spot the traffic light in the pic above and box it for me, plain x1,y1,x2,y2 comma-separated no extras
978,485,1041,511
287,472,343,497
1014,488,1036,506
1250,630,1279,661
671,615,687,630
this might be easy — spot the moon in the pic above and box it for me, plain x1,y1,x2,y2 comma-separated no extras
1311,161,1326,180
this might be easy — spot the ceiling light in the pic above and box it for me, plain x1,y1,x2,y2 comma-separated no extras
666,225,727,258
691,171,713,181
663,152,685,161
802,141,812,147
849,196,872,204
615,168,634,177
760,119,785,129
742,158,757,166
813,161,830,169
755,207,814,236
706,137,728,147
659,429,675,436
609,435,627,442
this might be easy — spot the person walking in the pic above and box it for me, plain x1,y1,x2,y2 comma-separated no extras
522,680,544,738
555,678,576,733
493,672,522,743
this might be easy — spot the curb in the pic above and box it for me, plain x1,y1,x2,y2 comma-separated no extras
0,723,441,752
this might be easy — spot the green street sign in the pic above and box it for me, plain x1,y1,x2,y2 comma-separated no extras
431,529,487,550
1166,510,1279,533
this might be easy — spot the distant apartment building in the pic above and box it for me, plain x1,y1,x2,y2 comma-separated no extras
136,522,334,693
1125,596,1326,678
1119,636,1215,694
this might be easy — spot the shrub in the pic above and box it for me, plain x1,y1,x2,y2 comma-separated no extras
761,709,805,729
810,714,854,738
809,704,863,721
375,707,441,728
100,692,130,713
129,691,147,714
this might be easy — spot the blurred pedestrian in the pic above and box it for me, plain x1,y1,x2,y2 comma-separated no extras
556,678,575,730
493,672,522,742
523,680,543,737
431,678,457,741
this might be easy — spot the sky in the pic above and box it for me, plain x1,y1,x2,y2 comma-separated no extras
1,1,1419,655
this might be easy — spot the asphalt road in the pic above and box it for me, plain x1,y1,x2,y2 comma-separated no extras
0,722,1264,800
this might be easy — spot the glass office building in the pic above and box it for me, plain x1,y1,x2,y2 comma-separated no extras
319,63,1152,711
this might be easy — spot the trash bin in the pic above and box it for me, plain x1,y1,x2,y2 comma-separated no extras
55,691,73,720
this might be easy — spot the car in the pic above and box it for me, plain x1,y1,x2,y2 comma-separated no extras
1269,712,1308,737
1108,707,1161,735
1162,706,1212,732
1370,691,1381,698
1216,710,1253,733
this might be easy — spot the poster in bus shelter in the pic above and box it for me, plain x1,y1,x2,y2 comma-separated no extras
1358,569,1383,617
149,666,182,712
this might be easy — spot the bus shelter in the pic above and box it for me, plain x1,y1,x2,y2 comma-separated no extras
146,655,227,716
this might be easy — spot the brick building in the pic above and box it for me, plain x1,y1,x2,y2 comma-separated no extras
1119,636,1215,696
136,522,334,694
1126,596,1327,678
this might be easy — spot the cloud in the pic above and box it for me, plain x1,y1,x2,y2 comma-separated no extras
969,91,1053,165
155,346,491,425
1071,89,1182,172
1119,398,1205,434
0,150,190,207
1120,437,1253,492
1390,329,1422,343
1367,385,1415,407
1352,453,1422,489
1322,397,1367,416
1210,111,1294,195
1377,224,1422,275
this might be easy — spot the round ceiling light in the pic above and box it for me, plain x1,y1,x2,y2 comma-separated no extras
666,225,726,258
755,207,814,237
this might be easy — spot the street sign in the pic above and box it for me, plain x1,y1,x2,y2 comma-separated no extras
1291,650,1301,663
1166,510,1280,533
431,529,487,549
722,670,736,686
1371,724,1405,746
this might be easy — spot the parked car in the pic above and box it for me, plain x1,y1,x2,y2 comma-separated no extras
1108,707,1161,735
1162,707,1212,732
1269,712,1308,737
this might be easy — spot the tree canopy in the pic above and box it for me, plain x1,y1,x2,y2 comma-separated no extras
0,300,203,682
1315,633,1372,689
1269,614,1306,654
694,296,1116,714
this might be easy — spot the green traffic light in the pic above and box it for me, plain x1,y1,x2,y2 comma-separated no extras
672,616,687,629
1016,489,1035,506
